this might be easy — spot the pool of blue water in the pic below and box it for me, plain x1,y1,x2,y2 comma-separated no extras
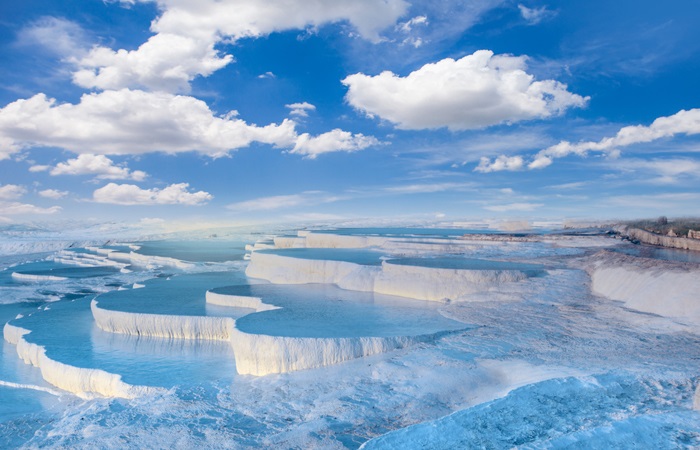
134,239,247,263
214,284,468,338
258,248,386,266
1,260,120,286
9,297,237,388
386,257,545,273
95,271,251,316
611,245,700,264
311,227,502,238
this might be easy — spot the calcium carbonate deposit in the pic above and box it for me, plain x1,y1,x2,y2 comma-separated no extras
1,226,699,448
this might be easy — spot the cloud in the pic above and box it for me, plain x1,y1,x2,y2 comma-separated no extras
517,4,556,25
17,16,89,58
92,183,212,205
383,182,474,194
474,155,524,173
286,102,316,118
477,108,700,171
76,0,409,92
258,71,276,79
0,90,376,159
227,191,341,212
0,184,27,200
0,89,297,158
290,129,380,158
483,202,543,212
342,50,587,131
396,15,428,33
529,109,700,169
0,202,61,215
38,154,147,181
73,33,232,93
38,189,69,199
615,158,700,184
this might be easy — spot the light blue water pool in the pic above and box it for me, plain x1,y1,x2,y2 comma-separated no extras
8,297,237,388
258,248,387,266
95,271,251,316
135,239,247,262
611,245,700,264
215,284,468,338
386,257,546,274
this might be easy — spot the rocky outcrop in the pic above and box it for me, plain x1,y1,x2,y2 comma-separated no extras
614,226,700,252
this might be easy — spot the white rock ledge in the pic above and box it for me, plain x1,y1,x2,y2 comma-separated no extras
11,272,68,282
245,252,535,302
91,300,234,341
230,327,453,376
586,251,700,326
3,322,161,399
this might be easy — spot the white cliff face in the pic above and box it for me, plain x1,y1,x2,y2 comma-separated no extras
229,326,444,376
11,272,68,282
245,252,536,302
205,291,279,312
107,251,196,270
3,322,162,399
245,252,379,291
587,252,700,326
91,300,234,341
373,261,529,302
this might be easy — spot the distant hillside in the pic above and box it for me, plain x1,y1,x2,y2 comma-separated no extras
623,217,700,239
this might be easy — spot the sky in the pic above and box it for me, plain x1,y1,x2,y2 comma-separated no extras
1,0,699,227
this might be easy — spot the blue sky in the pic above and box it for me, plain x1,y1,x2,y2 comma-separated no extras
1,0,699,227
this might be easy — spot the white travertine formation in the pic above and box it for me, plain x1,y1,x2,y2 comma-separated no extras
587,252,700,325
373,261,528,301
245,252,532,302
205,291,279,312
11,272,68,282
3,322,161,399
229,326,446,376
91,300,234,340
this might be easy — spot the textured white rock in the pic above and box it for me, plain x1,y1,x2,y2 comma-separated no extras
246,252,531,302
91,300,234,340
3,322,161,399
11,272,68,282
588,252,700,324
205,291,279,312
229,326,441,376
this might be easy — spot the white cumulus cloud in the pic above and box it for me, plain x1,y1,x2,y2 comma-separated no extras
38,189,69,199
476,109,700,172
0,202,61,215
73,33,232,93
342,50,588,131
76,0,408,92
474,155,525,173
290,129,380,159
0,89,297,158
0,89,376,159
93,183,212,205
0,184,27,200
286,102,316,118
40,154,147,181
529,108,700,169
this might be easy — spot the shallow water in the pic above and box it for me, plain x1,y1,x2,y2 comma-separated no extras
611,244,700,264
259,248,387,265
217,283,467,338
